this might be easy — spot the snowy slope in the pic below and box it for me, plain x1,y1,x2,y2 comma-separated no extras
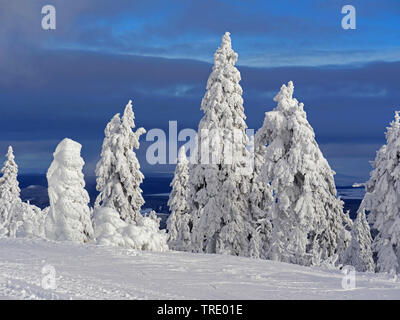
0,238,399,300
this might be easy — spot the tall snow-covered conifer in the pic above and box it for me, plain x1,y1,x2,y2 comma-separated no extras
361,111,400,274
167,146,191,251
343,209,375,272
189,32,253,256
258,81,350,266
45,138,94,243
95,100,146,224
0,146,22,237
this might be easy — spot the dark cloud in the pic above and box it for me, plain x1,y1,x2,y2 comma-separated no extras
0,45,398,178
0,0,399,183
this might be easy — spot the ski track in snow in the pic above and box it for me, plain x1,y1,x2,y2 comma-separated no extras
0,238,399,300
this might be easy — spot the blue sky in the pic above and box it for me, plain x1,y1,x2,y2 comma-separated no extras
0,0,400,185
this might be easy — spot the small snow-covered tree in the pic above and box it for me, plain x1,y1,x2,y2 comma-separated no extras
361,111,400,274
343,209,375,272
95,100,146,224
189,32,253,256
0,146,46,238
0,146,22,237
258,81,350,266
45,138,94,243
248,132,273,259
167,146,191,251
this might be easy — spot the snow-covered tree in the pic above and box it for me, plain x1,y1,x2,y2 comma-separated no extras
343,209,375,272
258,81,350,266
0,146,46,238
167,146,191,251
0,146,22,237
189,32,253,256
45,138,94,243
95,100,146,225
361,111,400,274
248,132,273,259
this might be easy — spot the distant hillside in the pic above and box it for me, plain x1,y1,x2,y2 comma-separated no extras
18,174,363,222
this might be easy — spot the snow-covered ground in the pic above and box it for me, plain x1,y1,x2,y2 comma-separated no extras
0,238,399,300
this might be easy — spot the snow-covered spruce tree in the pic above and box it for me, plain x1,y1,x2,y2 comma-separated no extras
361,111,400,274
258,81,350,266
45,138,94,243
343,209,375,272
167,146,191,251
95,100,146,225
248,131,273,259
0,146,46,238
0,146,22,237
189,32,253,256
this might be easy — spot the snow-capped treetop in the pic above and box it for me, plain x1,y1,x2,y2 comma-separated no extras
361,111,400,273
198,32,246,135
95,100,146,224
122,100,136,129
273,81,303,113
213,32,238,68
120,100,146,150
51,138,85,172
177,145,189,165
0,146,20,199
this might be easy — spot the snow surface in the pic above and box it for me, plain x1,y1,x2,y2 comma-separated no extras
0,238,399,300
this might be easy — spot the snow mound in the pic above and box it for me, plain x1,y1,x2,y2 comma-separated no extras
16,202,46,238
93,207,168,252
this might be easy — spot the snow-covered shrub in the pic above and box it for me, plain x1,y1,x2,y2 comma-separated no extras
93,207,168,252
95,100,146,225
45,138,94,243
189,32,253,256
361,111,400,274
124,211,168,252
92,207,127,247
15,202,47,238
167,146,191,251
